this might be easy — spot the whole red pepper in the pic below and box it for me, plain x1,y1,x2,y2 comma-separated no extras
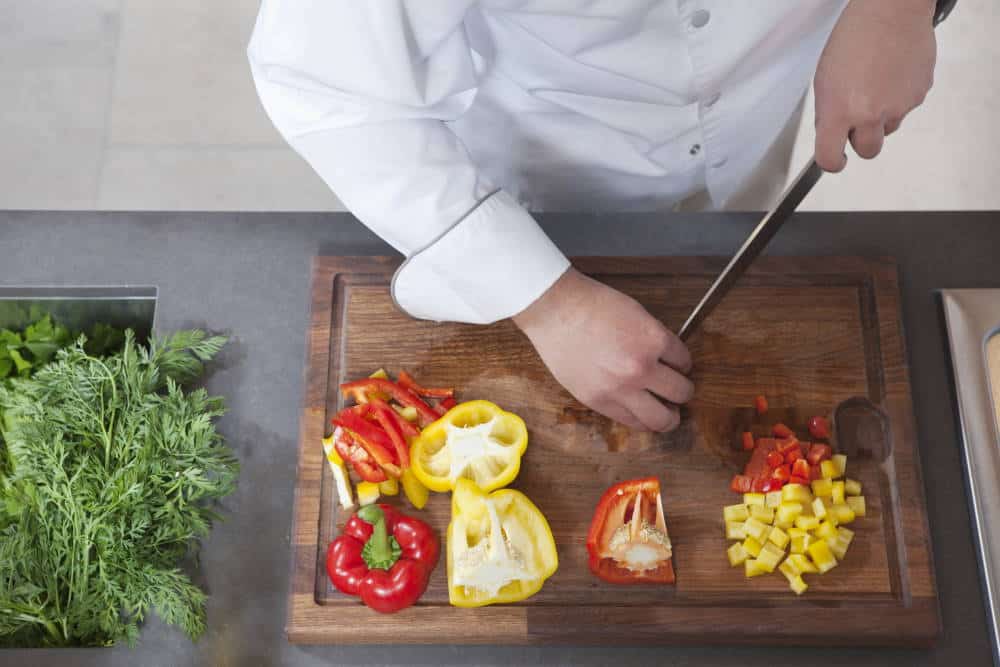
326,504,439,613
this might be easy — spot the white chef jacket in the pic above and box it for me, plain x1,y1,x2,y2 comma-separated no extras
248,1,847,325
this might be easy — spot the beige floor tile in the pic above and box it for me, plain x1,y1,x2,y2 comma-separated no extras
790,0,1000,210
0,0,120,68
108,0,280,146
97,147,343,211
0,68,110,209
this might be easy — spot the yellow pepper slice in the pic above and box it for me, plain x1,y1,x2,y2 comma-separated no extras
400,467,429,510
410,400,528,493
447,478,557,607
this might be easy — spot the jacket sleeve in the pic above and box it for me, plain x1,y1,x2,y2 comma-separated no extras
247,1,569,324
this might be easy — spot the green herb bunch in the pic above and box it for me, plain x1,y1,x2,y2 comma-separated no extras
0,330,238,647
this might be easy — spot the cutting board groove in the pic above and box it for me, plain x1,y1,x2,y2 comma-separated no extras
287,256,939,645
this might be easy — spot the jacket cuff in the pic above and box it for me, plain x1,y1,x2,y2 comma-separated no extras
391,190,570,324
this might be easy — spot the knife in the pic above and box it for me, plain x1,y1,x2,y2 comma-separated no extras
677,158,823,341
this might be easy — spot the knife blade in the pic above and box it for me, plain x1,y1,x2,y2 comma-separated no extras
677,158,823,341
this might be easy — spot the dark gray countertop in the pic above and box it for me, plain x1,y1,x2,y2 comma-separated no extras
0,210,997,667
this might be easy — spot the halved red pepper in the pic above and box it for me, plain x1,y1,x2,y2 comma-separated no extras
586,477,674,585
326,504,439,613
365,398,412,469
397,370,455,399
333,430,388,483
333,410,402,478
340,378,440,427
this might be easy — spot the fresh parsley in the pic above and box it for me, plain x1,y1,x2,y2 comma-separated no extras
0,329,238,647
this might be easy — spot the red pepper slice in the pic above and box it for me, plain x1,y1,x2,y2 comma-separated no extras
806,442,833,466
784,447,803,464
741,431,755,451
766,451,785,469
730,474,753,493
333,410,402,478
791,458,811,479
340,378,440,427
333,430,388,483
808,415,831,440
397,370,455,399
754,395,769,415
586,477,674,584
772,423,793,439
439,397,457,412
771,465,791,482
326,504,439,613
365,398,412,469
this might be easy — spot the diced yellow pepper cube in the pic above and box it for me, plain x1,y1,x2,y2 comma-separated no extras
830,539,849,560
379,478,399,496
726,521,747,540
832,454,847,477
768,526,790,550
846,495,867,517
779,560,799,578
356,481,380,506
750,504,775,524
794,515,820,531
788,553,818,574
742,536,763,558
743,517,770,542
820,459,839,479
789,575,808,595
775,502,803,529
757,543,785,572
837,526,855,542
830,503,856,525
369,368,389,380
812,497,828,519
724,503,750,523
790,532,812,554
778,560,809,595
744,492,766,507
811,479,833,497
845,478,863,496
782,484,813,504
745,558,768,578
831,480,846,505
808,539,838,573
765,490,783,508
392,404,420,422
727,542,750,566
814,520,838,541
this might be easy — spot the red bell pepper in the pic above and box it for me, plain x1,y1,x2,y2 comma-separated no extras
791,458,811,480
586,477,675,584
808,415,831,440
326,504,439,613
754,395,769,415
365,398,412,469
333,430,388,483
333,410,402,478
340,378,440,427
806,442,833,466
772,423,793,439
741,431,755,451
397,370,455,398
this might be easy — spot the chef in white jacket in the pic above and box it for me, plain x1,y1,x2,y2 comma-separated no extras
248,1,939,432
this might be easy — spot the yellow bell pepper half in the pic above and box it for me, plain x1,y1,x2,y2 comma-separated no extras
447,478,558,607
410,400,528,493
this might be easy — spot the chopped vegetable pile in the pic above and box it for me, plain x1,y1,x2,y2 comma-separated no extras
0,330,237,646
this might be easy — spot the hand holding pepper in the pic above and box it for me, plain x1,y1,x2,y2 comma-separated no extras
326,504,439,613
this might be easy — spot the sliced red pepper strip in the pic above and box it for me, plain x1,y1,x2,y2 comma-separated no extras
333,430,388,483
397,370,455,398
340,378,439,427
333,410,402,478
439,397,457,412
366,398,411,469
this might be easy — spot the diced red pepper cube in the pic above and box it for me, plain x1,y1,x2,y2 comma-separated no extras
751,477,769,493
808,415,831,440
730,474,753,494
776,437,800,455
789,475,810,486
742,431,755,451
771,465,792,482
760,478,784,493
806,443,833,466
791,458,811,479
785,448,803,464
772,423,793,439
755,395,769,415
766,451,785,469
809,464,822,481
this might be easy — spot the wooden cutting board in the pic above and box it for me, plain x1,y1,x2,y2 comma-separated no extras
287,256,939,646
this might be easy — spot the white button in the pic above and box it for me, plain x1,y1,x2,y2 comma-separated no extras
705,92,721,108
712,157,728,169
691,9,710,28
689,144,702,156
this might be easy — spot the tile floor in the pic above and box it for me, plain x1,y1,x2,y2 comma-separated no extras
0,0,996,212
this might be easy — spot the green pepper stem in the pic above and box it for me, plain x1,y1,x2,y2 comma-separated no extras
358,504,401,570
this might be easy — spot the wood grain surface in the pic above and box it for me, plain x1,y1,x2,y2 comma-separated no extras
286,256,939,646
